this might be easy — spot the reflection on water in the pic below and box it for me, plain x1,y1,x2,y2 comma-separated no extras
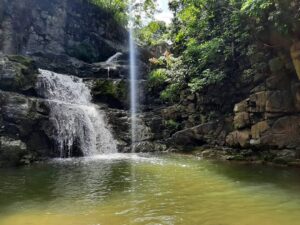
0,153,300,225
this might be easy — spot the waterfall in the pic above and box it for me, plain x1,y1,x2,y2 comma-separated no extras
129,0,137,152
106,52,122,64
36,69,118,157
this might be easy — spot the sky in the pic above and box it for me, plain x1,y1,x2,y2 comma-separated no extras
154,0,173,24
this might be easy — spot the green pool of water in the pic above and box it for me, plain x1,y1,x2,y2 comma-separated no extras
1,153,300,225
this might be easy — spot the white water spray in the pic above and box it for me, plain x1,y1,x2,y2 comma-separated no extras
36,69,118,157
105,52,122,78
129,0,137,152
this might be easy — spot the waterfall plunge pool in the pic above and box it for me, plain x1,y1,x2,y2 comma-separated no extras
1,153,300,225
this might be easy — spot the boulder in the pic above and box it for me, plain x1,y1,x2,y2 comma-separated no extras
265,91,294,113
251,121,270,139
0,91,52,163
170,121,229,146
131,141,167,153
234,112,250,129
234,99,249,113
249,91,267,112
260,116,300,149
249,91,294,113
161,105,184,120
226,130,251,148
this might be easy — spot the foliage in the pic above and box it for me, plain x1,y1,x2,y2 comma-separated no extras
89,0,158,26
241,0,300,37
148,53,187,103
137,21,168,45
92,79,126,101
188,69,225,93
164,119,180,133
89,0,129,25
160,83,181,103
148,68,168,89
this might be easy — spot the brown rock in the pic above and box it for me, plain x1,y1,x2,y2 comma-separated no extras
265,91,294,112
226,130,251,148
251,121,270,139
249,91,267,112
234,99,249,113
266,74,290,90
234,112,250,129
161,105,183,120
260,116,300,148
249,91,294,113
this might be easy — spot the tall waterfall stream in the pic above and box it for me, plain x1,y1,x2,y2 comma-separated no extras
36,69,117,157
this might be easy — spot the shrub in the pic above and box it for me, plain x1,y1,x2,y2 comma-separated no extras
148,69,168,89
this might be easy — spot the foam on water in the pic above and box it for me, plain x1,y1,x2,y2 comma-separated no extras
50,153,164,165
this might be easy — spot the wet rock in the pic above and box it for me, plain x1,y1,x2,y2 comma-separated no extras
132,141,167,153
0,55,38,93
0,136,27,167
0,90,52,164
273,150,297,165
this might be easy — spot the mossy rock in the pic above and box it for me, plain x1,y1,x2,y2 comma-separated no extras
7,55,34,67
0,55,38,93
92,79,128,108
67,43,99,63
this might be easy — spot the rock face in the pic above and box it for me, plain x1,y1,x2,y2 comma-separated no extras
146,43,300,165
0,0,127,62
0,0,140,166
0,55,53,166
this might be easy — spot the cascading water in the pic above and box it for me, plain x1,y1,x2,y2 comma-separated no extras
129,0,137,152
36,69,118,157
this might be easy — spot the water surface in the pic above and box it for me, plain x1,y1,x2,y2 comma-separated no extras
0,153,300,225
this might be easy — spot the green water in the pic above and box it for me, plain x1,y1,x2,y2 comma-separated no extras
1,153,300,225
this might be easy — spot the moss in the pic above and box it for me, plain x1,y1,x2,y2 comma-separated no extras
7,55,34,67
92,79,127,104
164,119,180,134
10,56,37,91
